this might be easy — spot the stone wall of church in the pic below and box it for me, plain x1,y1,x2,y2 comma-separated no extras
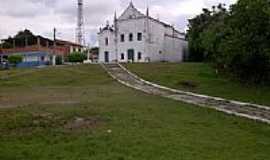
98,9,188,63
117,18,146,63
98,2,189,63
163,36,187,62
98,30,116,62
146,18,166,62
146,18,187,62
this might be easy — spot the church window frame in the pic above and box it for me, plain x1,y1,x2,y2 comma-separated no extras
137,33,142,41
138,52,142,60
129,33,133,42
105,37,109,46
120,34,125,42
121,53,125,60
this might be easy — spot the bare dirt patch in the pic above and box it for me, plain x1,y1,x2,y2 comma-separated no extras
1,111,105,137
64,117,104,131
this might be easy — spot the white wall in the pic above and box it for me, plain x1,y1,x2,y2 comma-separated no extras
146,18,187,62
117,18,146,63
99,29,116,62
146,18,166,62
163,36,187,62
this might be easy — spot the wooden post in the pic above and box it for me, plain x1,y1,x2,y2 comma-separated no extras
53,28,56,54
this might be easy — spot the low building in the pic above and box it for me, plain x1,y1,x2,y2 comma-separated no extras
55,39,85,56
89,47,99,63
0,30,85,67
98,2,188,63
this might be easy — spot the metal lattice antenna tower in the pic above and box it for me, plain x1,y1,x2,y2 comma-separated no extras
76,0,84,45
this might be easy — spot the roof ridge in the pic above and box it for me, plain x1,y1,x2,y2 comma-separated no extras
118,2,144,20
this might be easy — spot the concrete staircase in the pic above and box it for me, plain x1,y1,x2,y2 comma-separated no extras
102,63,270,124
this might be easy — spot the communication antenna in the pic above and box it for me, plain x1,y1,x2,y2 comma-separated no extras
76,0,85,45
156,14,160,20
146,0,149,7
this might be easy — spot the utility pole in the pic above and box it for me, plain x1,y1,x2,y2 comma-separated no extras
76,0,85,45
52,28,56,66
53,28,56,42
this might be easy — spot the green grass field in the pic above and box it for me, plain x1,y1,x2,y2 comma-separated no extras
0,65,270,160
126,63,270,106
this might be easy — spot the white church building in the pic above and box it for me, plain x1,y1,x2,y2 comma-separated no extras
98,2,188,63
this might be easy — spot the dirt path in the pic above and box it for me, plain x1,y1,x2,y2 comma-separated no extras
102,63,270,124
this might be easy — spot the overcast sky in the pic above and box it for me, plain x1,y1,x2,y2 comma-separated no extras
0,0,237,46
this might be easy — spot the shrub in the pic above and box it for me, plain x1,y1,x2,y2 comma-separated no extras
67,52,87,63
8,55,23,65
55,55,63,65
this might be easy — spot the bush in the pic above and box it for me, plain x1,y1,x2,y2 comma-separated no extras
55,55,63,65
8,55,23,65
229,52,270,83
67,52,87,63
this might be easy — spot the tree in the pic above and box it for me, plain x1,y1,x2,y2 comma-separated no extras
2,29,36,48
2,37,13,49
187,0,270,83
14,29,34,39
187,5,228,61
217,0,270,83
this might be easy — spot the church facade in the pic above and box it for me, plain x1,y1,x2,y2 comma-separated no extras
98,2,188,63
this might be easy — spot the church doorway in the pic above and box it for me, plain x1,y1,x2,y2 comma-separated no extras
127,49,134,62
104,51,109,63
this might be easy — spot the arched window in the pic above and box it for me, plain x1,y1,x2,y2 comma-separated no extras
105,37,109,46
121,53,125,60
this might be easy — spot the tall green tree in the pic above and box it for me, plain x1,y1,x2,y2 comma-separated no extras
187,0,270,83
218,0,270,83
14,29,34,39
187,4,228,61
2,29,36,48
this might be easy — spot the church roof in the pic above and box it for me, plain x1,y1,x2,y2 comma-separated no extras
99,2,185,36
118,2,145,20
